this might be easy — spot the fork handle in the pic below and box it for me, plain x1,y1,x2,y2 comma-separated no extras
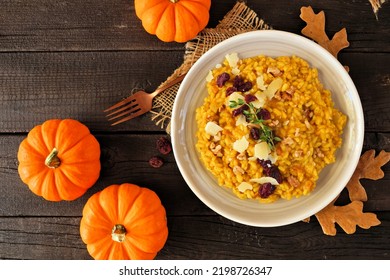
151,73,186,97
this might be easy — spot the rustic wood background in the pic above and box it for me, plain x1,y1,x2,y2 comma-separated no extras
0,0,389,259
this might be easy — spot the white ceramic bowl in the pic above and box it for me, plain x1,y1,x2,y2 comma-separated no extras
171,30,364,227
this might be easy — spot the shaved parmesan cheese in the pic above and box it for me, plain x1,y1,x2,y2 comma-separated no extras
226,91,244,107
215,63,222,69
232,67,240,75
206,71,213,82
225,52,239,68
233,135,249,153
268,152,278,164
254,142,270,160
235,114,248,126
205,121,223,136
237,182,253,192
250,177,280,185
263,77,283,99
255,91,266,106
256,75,267,90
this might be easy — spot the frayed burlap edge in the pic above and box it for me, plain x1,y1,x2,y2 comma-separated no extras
150,1,271,133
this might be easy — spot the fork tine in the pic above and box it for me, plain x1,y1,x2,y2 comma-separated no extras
105,101,137,117
110,108,145,126
107,104,139,121
103,95,136,113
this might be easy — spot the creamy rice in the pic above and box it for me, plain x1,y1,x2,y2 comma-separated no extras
195,53,347,203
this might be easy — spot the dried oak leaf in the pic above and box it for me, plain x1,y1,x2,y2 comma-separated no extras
314,150,390,236
369,0,387,18
315,199,381,236
346,150,390,202
300,6,349,59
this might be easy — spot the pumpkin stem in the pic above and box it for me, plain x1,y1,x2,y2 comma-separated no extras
112,224,127,243
170,0,179,3
45,148,61,168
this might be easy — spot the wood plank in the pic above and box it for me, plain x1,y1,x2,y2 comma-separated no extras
0,52,389,133
0,0,388,52
1,213,390,260
0,0,184,52
344,53,390,132
1,134,389,217
0,134,208,217
0,51,183,133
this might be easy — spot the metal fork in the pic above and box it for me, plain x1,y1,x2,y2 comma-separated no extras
104,74,186,126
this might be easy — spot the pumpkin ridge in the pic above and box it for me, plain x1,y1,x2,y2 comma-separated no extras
117,184,142,222
125,208,166,233
54,169,88,200
82,193,115,228
175,2,202,29
177,0,210,27
55,124,95,156
121,188,163,225
19,167,47,195
87,235,113,260
141,1,169,35
41,119,62,152
155,3,177,42
25,126,51,156
127,228,168,253
135,0,166,19
122,239,157,260
41,169,62,201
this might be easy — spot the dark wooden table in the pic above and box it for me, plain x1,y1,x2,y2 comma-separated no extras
0,0,389,260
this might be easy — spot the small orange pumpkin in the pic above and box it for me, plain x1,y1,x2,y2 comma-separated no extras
135,0,211,43
17,119,101,201
80,183,168,260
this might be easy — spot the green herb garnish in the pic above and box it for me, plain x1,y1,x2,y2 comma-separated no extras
231,98,281,150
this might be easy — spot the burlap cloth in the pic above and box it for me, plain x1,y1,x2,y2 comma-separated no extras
150,1,271,133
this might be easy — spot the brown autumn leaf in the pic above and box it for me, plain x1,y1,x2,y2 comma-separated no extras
299,6,388,235
315,199,381,236
369,0,387,18
314,150,390,235
300,6,349,59
346,150,390,202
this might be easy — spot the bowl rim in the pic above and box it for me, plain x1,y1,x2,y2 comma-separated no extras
171,30,364,227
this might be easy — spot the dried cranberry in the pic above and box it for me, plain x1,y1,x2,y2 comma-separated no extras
257,159,272,174
149,156,164,168
226,86,237,96
245,94,257,103
216,72,230,87
250,127,260,140
232,76,252,92
257,160,283,183
266,166,283,183
233,76,244,88
232,104,249,117
156,137,172,155
237,81,253,92
257,108,271,120
259,183,276,198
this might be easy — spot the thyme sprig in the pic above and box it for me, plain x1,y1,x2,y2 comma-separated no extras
229,98,281,150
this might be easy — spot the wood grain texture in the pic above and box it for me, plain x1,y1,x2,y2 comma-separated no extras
0,52,389,133
0,0,389,260
1,134,389,218
1,214,389,260
0,0,388,52
0,51,183,132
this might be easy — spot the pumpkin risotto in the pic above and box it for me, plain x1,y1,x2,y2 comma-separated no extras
195,53,347,203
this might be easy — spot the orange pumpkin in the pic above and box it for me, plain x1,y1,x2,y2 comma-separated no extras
135,0,211,43
17,119,101,201
80,183,168,260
